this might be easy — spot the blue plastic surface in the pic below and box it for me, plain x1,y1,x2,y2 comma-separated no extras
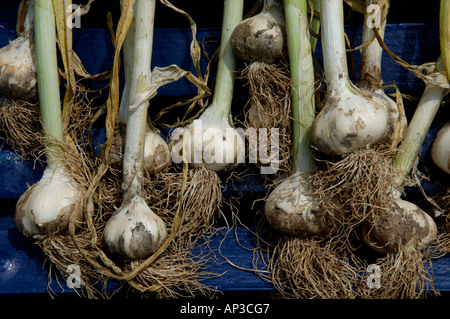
0,224,274,295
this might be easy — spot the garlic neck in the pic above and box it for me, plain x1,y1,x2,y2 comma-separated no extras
358,0,389,91
320,0,349,92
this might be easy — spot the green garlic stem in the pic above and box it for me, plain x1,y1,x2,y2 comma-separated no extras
119,0,135,123
394,84,445,187
309,0,320,51
440,0,450,83
207,0,244,121
285,0,316,174
34,0,63,169
394,0,450,187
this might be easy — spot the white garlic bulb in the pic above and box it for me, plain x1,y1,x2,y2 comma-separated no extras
431,122,450,174
143,128,171,174
230,0,286,63
171,107,246,172
264,173,333,237
103,195,167,260
361,197,437,254
311,83,400,156
15,166,83,237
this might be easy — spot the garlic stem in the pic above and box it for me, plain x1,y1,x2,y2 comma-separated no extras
117,1,170,174
358,0,389,89
122,0,156,201
440,0,450,83
320,0,348,91
15,0,84,237
34,0,63,168
118,0,135,123
284,0,316,174
104,0,168,260
394,3,448,186
264,0,323,237
207,0,244,122
394,83,446,186
309,0,320,51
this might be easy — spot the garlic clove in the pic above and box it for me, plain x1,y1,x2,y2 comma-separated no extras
103,195,167,260
15,166,83,237
264,173,333,237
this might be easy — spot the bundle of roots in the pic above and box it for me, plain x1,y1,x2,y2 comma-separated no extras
0,96,42,159
239,61,293,177
253,143,450,299
358,245,434,299
262,236,361,299
308,145,404,241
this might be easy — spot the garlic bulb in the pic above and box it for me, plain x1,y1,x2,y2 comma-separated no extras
311,84,400,156
104,0,168,261
15,166,83,237
108,125,171,174
169,0,244,173
431,122,450,174
143,128,171,174
230,0,286,63
310,0,400,156
0,0,37,101
103,195,167,259
264,173,333,237
171,107,245,172
361,197,437,254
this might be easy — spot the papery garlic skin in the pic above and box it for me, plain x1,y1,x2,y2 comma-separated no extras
431,122,450,174
15,166,83,237
264,173,332,237
103,195,168,260
311,83,399,156
361,197,437,254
